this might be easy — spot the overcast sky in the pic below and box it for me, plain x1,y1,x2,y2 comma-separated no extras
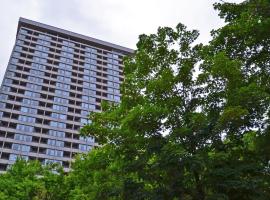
0,0,243,83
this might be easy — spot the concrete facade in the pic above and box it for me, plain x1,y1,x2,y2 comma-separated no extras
0,18,133,171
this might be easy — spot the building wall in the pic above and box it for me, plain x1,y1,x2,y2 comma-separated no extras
0,18,132,171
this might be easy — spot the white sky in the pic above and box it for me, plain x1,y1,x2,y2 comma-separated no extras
0,0,243,83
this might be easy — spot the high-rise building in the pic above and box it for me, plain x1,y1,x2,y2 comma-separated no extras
0,18,133,172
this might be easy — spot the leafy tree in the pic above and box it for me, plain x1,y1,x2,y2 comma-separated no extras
0,160,66,200
79,0,270,199
1,1,270,200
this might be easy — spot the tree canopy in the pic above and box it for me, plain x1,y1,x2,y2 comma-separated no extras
1,0,270,199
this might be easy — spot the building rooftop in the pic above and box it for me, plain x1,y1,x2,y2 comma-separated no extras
18,17,134,54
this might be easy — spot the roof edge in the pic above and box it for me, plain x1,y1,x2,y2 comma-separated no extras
18,17,134,54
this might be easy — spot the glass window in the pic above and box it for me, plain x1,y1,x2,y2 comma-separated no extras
53,104,68,112
26,83,41,90
53,97,68,104
56,82,70,90
28,76,43,83
32,63,46,70
30,69,45,76
22,99,39,106
57,76,71,82
18,115,36,123
55,89,69,96
51,113,67,120
9,154,28,162
21,107,37,114
79,144,92,152
1,86,10,92
50,121,66,129
80,118,91,125
44,159,62,165
82,103,95,110
48,130,65,138
12,144,30,152
36,45,49,52
16,124,34,132
79,136,94,143
33,56,47,63
34,51,48,57
48,139,64,147
14,134,32,142
46,149,63,157
24,91,40,98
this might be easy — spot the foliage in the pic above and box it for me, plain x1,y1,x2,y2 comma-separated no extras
1,0,270,199
0,159,66,200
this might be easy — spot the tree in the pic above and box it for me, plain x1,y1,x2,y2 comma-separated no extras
1,1,269,199
0,160,66,200
78,0,270,199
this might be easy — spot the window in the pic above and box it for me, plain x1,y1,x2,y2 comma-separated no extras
16,124,34,132
11,58,18,64
83,88,95,95
37,39,50,46
22,99,39,106
57,76,71,82
1,86,10,92
55,89,69,96
18,115,36,123
39,34,51,40
4,78,12,84
24,91,40,98
81,103,95,110
59,63,72,70
79,144,92,151
62,46,74,53
32,63,46,70
50,121,66,129
0,102,5,109
48,130,65,138
26,83,41,90
19,29,28,34
48,139,64,147
0,94,8,100
12,144,30,152
58,69,71,76
36,45,49,52
85,47,97,53
108,69,119,76
51,113,67,120
81,110,89,117
44,159,62,165
80,118,91,125
21,107,37,114
62,40,75,47
60,57,72,64
82,95,95,102
108,87,120,94
54,97,68,104
28,76,43,83
30,69,45,76
53,104,68,112
56,82,70,90
83,82,96,89
34,51,48,57
61,51,73,58
14,134,32,142
33,56,47,63
9,154,29,162
79,136,94,143
46,149,63,157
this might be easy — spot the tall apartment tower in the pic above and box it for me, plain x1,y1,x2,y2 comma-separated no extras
0,18,133,171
